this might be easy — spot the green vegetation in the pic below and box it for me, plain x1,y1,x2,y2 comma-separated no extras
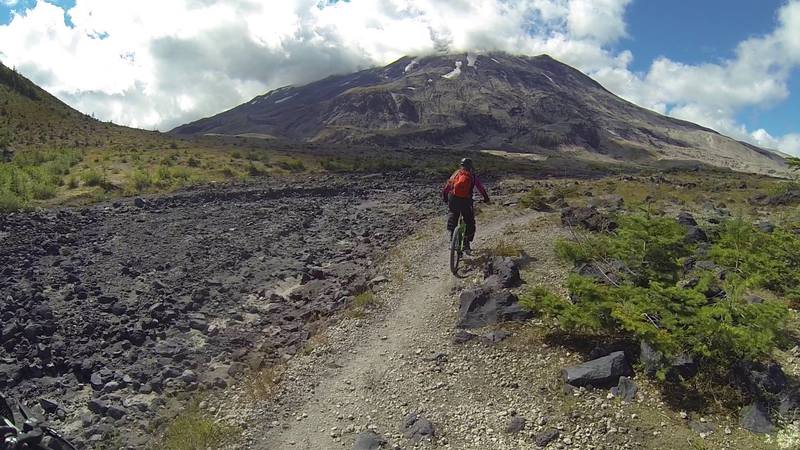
0,149,82,211
159,401,237,450
518,187,551,210
353,291,377,308
524,212,793,378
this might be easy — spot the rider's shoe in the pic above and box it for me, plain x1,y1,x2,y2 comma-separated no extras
463,242,472,255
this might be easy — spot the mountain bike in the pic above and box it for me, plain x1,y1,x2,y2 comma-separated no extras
0,393,75,450
449,216,467,275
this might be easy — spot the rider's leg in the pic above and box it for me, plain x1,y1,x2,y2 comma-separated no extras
463,200,476,244
446,194,460,237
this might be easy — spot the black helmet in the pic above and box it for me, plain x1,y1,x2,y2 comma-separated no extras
460,157,473,169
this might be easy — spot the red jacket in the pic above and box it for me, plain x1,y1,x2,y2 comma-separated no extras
442,169,489,202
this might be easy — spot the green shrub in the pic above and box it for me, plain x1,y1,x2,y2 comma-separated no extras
354,291,376,308
0,190,24,212
277,158,305,172
30,182,56,200
526,213,792,378
129,170,153,192
81,169,105,187
710,218,800,297
518,187,550,210
160,402,236,450
247,163,267,177
555,213,690,286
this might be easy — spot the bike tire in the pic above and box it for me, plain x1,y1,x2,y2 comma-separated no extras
449,228,461,275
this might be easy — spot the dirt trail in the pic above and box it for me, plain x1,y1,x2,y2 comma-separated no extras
239,208,550,449
214,202,776,450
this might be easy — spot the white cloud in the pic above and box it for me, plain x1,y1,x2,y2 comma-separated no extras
0,0,798,155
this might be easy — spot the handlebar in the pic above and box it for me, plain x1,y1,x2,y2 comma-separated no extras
0,394,76,450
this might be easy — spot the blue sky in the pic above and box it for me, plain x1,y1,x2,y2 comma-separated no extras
618,0,798,137
0,0,798,153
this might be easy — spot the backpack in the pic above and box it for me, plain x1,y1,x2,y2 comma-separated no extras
451,169,473,198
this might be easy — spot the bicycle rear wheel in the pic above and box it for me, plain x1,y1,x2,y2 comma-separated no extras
449,227,461,275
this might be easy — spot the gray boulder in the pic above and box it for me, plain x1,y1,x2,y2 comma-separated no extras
457,288,532,329
483,257,521,288
611,376,637,402
740,402,774,434
677,212,698,226
684,226,708,244
563,351,633,388
352,431,387,450
561,206,617,232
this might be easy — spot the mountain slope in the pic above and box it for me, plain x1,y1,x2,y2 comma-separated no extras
0,61,162,149
172,52,786,175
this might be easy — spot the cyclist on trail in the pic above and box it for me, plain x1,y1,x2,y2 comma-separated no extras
442,157,490,254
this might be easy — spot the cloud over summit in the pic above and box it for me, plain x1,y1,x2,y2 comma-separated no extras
0,0,798,154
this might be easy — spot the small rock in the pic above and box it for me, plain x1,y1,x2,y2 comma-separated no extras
106,405,127,420
534,429,560,447
87,399,108,415
740,402,774,434
563,351,633,388
39,398,61,414
452,330,477,344
401,413,435,443
505,416,526,434
611,376,637,402
352,430,387,450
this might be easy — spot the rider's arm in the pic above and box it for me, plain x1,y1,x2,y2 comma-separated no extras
474,175,490,202
442,177,453,203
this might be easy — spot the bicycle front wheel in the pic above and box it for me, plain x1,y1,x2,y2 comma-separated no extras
449,229,461,275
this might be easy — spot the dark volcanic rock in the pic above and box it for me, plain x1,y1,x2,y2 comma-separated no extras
401,412,435,443
535,429,560,447
563,351,633,388
483,257,521,288
456,288,532,329
734,362,787,398
0,175,439,447
676,211,697,226
561,206,617,232
87,399,108,415
684,226,708,244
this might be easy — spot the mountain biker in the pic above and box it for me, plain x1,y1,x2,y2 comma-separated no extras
442,157,490,254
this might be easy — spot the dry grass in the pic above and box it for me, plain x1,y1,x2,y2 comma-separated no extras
487,239,524,258
301,330,330,356
245,363,287,401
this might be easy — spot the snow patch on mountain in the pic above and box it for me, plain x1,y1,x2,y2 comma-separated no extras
442,61,463,79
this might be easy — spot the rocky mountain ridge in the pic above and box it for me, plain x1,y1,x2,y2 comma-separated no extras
171,52,787,175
